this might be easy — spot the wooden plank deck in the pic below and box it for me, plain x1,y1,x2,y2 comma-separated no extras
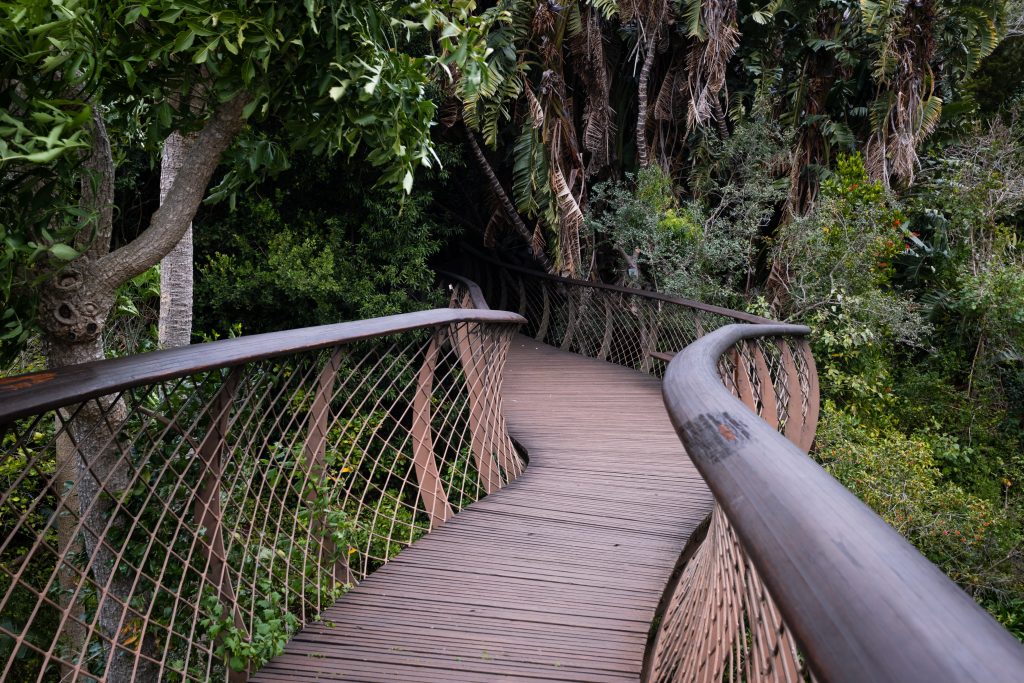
252,336,713,682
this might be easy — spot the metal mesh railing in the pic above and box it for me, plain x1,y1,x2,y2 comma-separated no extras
648,326,819,683
457,253,824,681
463,251,773,377
655,322,1024,682
646,506,813,683
461,252,818,451
0,309,523,682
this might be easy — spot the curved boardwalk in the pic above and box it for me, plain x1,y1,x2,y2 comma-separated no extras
253,336,713,682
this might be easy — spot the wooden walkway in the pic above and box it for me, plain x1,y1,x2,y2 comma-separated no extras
252,336,713,682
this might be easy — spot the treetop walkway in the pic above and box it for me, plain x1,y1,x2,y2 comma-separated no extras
1,252,1022,682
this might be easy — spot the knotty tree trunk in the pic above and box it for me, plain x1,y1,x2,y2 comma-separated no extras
39,93,249,682
158,131,196,348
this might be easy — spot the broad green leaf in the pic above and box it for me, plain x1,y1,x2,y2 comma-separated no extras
48,244,79,261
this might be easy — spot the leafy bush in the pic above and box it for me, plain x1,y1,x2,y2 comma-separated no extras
773,153,929,414
194,152,455,336
814,403,1023,633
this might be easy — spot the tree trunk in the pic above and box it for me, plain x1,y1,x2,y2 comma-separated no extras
464,126,556,273
158,131,195,348
636,32,658,169
39,92,249,682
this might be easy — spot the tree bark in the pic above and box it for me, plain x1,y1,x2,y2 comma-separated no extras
158,131,196,348
39,91,249,682
636,32,659,170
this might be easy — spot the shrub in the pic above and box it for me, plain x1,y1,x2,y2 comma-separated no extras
814,403,1023,630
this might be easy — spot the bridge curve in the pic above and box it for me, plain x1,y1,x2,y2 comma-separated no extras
252,336,712,681
2,253,1023,683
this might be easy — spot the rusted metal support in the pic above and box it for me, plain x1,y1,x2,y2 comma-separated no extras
778,339,805,451
302,347,352,591
560,286,577,351
731,347,757,413
193,367,249,682
453,322,502,494
750,340,778,429
796,339,819,454
640,304,659,374
597,296,614,362
411,333,454,529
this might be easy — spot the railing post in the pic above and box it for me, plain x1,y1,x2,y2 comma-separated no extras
778,339,804,450
597,294,614,361
640,303,660,374
302,347,352,594
452,321,503,494
560,285,577,351
536,283,552,342
749,340,778,429
731,346,758,413
411,332,454,529
796,339,820,453
193,368,249,682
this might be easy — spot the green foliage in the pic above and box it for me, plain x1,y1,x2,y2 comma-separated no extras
104,266,161,356
0,0,497,361
195,154,452,335
200,585,299,676
589,116,788,305
773,153,927,414
815,403,1023,629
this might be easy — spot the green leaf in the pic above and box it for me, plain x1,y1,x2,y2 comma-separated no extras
48,244,79,261
124,5,144,24
172,30,196,53
22,148,66,163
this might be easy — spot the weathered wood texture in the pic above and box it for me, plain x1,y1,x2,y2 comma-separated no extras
252,336,712,682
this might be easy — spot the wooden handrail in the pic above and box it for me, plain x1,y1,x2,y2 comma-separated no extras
0,308,524,423
437,271,491,310
660,323,1024,682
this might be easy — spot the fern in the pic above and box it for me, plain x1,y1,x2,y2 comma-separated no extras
585,0,618,21
682,0,705,40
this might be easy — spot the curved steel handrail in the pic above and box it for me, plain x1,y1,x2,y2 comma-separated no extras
660,323,1024,682
0,308,523,424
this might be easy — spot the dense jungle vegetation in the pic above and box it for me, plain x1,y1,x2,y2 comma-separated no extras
2,0,1023,662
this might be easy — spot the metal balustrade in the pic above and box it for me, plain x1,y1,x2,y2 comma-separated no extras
1,255,1022,683
0,309,523,682
457,251,1024,682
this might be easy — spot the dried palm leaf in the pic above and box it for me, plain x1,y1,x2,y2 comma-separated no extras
525,83,545,129
551,163,583,276
686,0,740,130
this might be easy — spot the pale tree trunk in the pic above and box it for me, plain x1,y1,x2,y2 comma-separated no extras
158,131,195,348
38,92,250,682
